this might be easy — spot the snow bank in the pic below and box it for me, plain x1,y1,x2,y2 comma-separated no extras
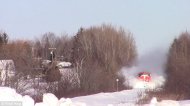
0,87,86,106
148,97,190,106
0,87,34,106
0,87,22,101
43,93,58,106
23,95,35,106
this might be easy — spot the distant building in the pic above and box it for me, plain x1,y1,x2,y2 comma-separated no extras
0,60,15,85
56,61,72,68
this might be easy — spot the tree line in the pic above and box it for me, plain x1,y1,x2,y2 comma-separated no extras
1,24,190,100
0,24,137,98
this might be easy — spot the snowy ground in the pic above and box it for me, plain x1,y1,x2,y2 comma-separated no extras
1,87,190,106
71,89,142,106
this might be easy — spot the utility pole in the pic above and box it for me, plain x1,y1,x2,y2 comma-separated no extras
49,48,56,62
116,78,119,92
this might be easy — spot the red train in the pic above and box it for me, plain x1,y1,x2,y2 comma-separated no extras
138,72,151,82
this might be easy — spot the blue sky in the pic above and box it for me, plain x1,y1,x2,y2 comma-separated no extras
0,0,190,55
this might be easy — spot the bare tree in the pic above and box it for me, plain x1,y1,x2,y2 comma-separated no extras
33,32,73,61
165,32,190,99
72,24,137,93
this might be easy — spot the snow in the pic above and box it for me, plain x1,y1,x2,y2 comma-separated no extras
35,102,47,106
58,98,72,106
156,100,180,106
0,87,22,101
150,97,157,106
23,95,35,106
71,89,141,106
1,87,190,106
43,93,58,106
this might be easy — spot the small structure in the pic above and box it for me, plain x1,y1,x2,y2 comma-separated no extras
56,61,72,68
0,60,15,85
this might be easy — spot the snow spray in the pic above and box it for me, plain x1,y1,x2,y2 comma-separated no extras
120,49,167,89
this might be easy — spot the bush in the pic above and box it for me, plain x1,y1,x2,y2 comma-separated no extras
45,62,61,82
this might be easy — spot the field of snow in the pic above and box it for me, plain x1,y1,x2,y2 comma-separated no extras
1,87,190,106
71,89,142,106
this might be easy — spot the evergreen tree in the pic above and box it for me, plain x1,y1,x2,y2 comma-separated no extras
0,32,8,45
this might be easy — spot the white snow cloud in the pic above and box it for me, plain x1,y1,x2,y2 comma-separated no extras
121,49,167,89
